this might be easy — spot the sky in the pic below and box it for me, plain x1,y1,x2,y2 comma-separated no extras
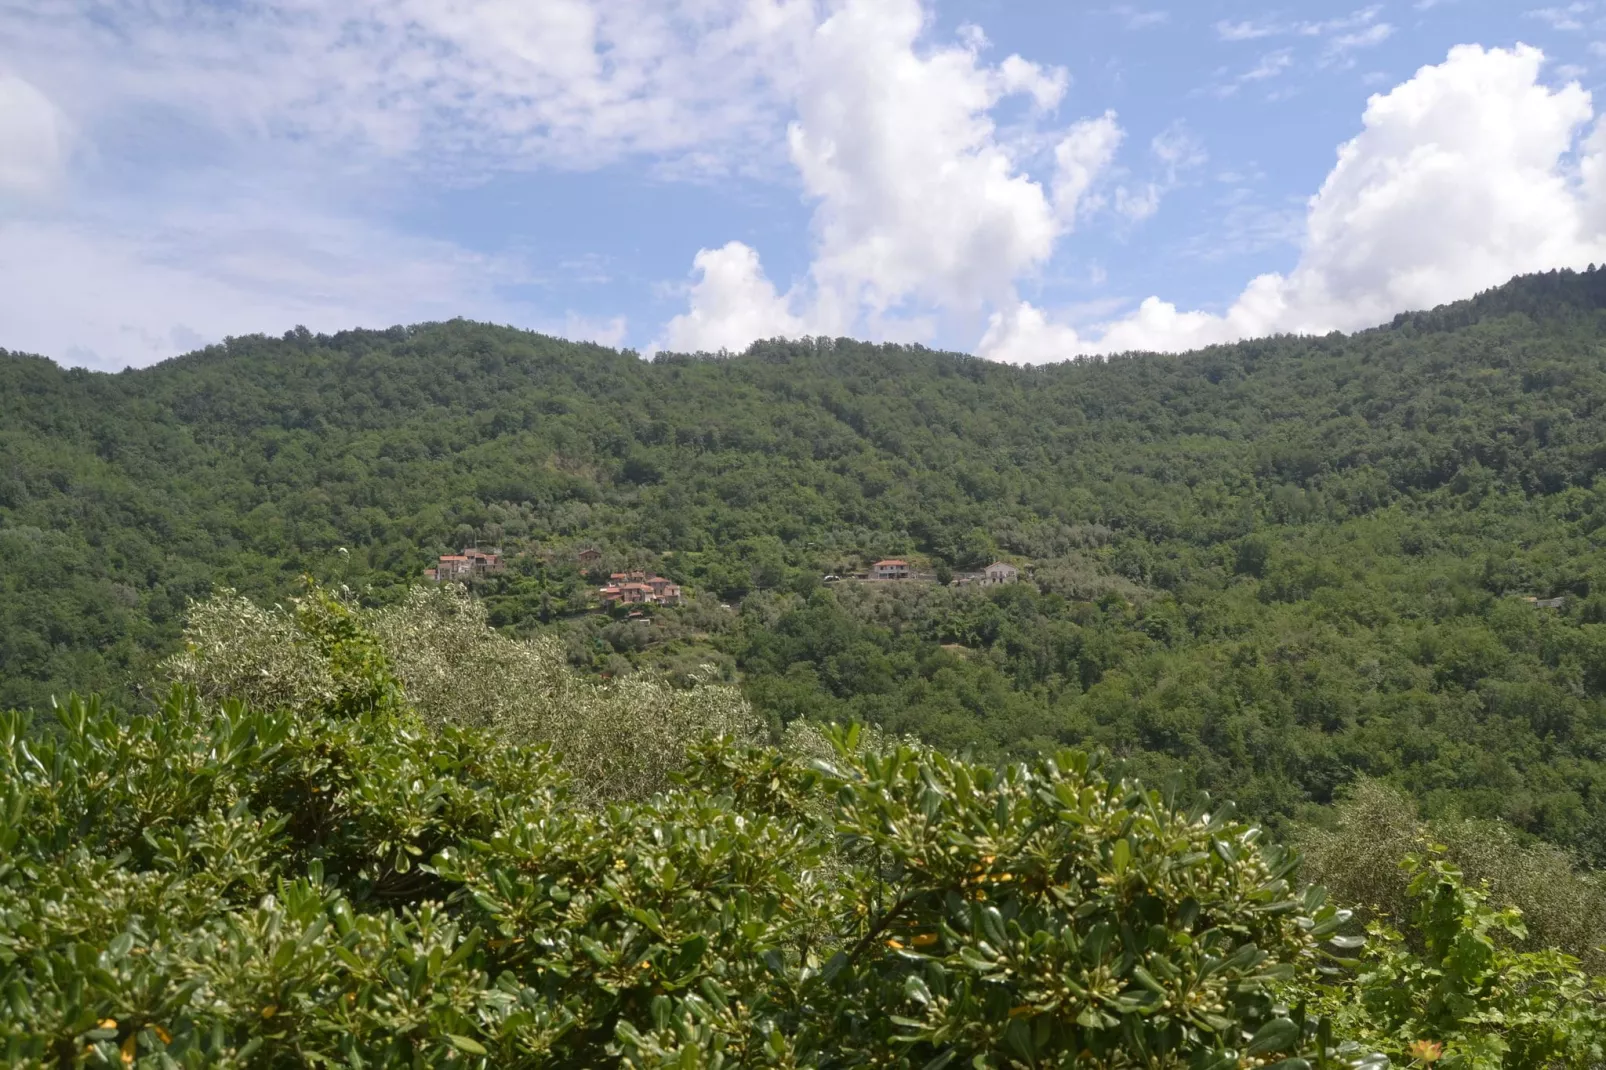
6,1,1606,370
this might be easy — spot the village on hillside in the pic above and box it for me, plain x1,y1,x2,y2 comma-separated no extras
857,558,1021,587
598,570,683,606
421,545,1025,615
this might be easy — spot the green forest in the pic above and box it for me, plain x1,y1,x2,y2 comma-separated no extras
10,267,1606,1062
5,580,1605,1066
12,268,1606,854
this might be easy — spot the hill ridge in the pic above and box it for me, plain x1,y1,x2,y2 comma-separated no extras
9,267,1606,863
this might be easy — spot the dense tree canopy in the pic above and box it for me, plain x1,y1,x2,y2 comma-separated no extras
9,267,1606,861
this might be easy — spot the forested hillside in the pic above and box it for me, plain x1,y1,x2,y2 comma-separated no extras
9,267,1606,858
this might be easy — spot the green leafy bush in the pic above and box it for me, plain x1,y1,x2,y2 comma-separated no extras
167,583,761,802
9,586,1605,1067
1300,780,1606,972
1309,853,1606,1070
0,682,1357,1068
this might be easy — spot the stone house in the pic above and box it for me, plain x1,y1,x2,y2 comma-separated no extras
430,548,505,583
984,561,1020,585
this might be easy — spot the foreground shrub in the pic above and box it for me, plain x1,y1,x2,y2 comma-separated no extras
0,688,1353,1068
166,583,762,802
1299,779,1606,972
1309,852,1606,1070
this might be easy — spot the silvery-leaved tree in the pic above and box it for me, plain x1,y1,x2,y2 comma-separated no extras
165,581,761,802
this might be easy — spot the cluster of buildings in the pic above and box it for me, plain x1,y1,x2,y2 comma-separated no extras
600,570,684,607
425,543,1019,607
868,559,1021,586
425,547,506,583
424,545,684,611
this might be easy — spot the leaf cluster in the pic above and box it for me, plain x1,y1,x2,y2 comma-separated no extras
1,687,1356,1068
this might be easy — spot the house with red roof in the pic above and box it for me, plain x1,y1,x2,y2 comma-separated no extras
429,548,505,583
598,572,683,607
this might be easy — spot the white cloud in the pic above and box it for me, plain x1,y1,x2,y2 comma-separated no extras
1244,50,1296,81
659,241,806,352
1052,112,1125,223
1217,6,1390,45
659,0,1127,352
0,73,65,196
1151,124,1207,172
990,44,1606,361
1527,4,1594,32
1125,121,1207,213
1330,23,1394,53
3,0,817,177
1300,6,1386,36
998,54,1071,111
0,192,531,369
1114,184,1162,221
1216,20,1281,41
1110,6,1170,30
977,300,1085,364
561,313,629,348
788,0,1069,321
1208,49,1294,97
654,0,1179,354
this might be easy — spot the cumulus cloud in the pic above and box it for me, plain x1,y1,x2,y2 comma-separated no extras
1053,113,1124,223
661,0,1124,351
982,44,1606,362
789,0,1068,320
0,73,65,196
977,300,1084,364
660,241,806,352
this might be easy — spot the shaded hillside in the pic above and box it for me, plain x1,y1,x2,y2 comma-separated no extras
9,267,1606,855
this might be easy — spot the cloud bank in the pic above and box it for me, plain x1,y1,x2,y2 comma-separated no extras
0,73,65,197
0,0,817,368
6,1,1606,368
660,0,1131,352
985,44,1606,361
665,25,1606,364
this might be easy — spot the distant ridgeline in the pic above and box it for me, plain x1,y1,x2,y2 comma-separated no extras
10,267,1606,858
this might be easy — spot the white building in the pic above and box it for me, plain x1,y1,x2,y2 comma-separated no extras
983,561,1019,585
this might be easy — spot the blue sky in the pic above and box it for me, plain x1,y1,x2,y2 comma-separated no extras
4,0,1606,368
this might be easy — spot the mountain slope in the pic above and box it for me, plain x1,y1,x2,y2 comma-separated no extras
8,268,1606,854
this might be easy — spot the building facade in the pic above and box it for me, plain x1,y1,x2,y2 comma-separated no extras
429,548,505,582
983,561,1020,585
873,559,911,581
